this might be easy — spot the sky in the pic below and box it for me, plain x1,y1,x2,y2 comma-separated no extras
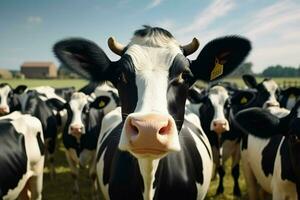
0,0,300,73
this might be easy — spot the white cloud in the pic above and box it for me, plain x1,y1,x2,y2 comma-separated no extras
177,0,236,35
242,0,300,72
146,0,164,10
27,16,43,25
244,0,300,39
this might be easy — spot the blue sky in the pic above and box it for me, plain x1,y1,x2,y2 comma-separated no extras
0,0,299,73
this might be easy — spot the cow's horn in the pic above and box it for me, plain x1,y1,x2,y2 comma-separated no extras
108,37,124,56
181,38,200,56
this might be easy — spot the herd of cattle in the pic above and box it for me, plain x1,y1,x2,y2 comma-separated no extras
0,26,300,200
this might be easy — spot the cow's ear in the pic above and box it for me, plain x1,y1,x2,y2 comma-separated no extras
14,85,27,94
79,82,100,95
190,36,251,82
187,88,206,103
231,90,256,106
242,74,257,88
46,98,67,111
235,108,282,138
53,38,111,81
90,96,111,109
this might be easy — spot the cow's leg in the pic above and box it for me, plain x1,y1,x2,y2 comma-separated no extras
88,152,99,200
44,139,56,180
231,146,241,196
216,166,225,194
66,149,80,199
28,155,44,200
211,146,220,180
47,138,56,180
241,151,259,200
18,181,30,200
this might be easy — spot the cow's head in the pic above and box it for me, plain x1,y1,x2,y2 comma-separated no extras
195,85,230,135
242,74,280,109
0,83,27,116
50,92,110,140
54,26,251,158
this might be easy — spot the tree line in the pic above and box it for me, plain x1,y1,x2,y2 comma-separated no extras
229,63,300,77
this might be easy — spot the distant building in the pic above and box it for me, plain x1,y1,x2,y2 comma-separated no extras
0,69,13,79
21,62,57,78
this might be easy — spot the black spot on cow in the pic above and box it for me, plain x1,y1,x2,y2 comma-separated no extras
0,120,27,197
280,137,296,183
153,126,204,200
261,135,283,177
97,123,144,200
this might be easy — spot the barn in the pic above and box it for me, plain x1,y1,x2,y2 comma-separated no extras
21,61,57,78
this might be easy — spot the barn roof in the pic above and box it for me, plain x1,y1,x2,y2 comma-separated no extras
21,62,55,68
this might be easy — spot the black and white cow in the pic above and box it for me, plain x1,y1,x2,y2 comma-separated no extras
53,26,251,199
0,83,27,116
18,89,62,179
279,87,300,110
187,84,242,196
242,74,281,109
0,111,44,200
235,100,300,200
50,84,119,197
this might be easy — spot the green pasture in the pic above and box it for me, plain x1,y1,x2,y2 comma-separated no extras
1,77,298,199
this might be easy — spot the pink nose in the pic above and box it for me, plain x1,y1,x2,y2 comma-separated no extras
212,120,228,135
70,124,84,135
125,114,175,155
0,106,9,115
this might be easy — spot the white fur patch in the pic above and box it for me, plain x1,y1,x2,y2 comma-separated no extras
208,86,229,131
68,92,89,133
262,80,279,108
0,85,12,112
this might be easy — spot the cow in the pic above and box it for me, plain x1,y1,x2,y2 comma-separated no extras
48,89,118,198
0,111,44,200
235,99,300,200
279,87,300,110
53,26,251,200
242,74,281,109
18,89,62,179
0,83,27,116
187,84,242,196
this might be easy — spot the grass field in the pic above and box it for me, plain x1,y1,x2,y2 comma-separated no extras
1,77,298,199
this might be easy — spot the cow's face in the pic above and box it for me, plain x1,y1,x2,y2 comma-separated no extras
0,84,12,115
111,36,192,158
0,84,27,115
207,86,230,134
54,26,251,159
243,75,280,108
65,92,110,139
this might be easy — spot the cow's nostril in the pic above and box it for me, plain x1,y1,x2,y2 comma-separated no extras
131,124,139,135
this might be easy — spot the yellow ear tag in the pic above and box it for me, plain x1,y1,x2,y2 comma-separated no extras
210,58,224,80
240,97,248,104
290,94,296,99
99,101,106,108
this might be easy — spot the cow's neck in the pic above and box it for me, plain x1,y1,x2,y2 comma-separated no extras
138,158,159,200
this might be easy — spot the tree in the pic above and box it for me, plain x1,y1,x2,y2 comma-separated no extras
262,65,300,77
